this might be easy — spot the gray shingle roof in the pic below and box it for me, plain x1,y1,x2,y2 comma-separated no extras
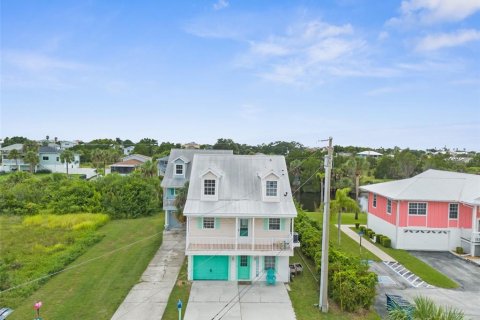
360,169,480,204
39,146,60,153
161,149,233,188
184,154,297,217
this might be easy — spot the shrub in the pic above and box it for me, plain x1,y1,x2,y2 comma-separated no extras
370,232,375,240
381,236,391,248
359,226,366,233
376,234,383,244
355,223,360,229
455,247,464,254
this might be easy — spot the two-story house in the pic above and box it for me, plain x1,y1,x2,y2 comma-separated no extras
38,146,81,172
160,149,233,229
0,144,29,172
183,154,299,282
360,169,480,256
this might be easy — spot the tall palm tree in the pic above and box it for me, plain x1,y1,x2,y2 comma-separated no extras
23,140,39,153
139,160,158,178
344,157,369,202
173,182,189,223
60,149,75,176
331,187,360,244
24,151,39,173
7,149,21,171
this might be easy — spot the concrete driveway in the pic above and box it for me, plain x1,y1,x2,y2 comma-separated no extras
372,252,480,319
184,281,296,320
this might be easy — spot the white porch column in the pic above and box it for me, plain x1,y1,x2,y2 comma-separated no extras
252,218,255,250
235,217,238,250
165,210,169,229
186,216,189,250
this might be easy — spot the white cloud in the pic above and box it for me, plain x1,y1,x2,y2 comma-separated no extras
213,0,229,11
378,31,389,41
416,29,480,51
389,0,480,25
3,51,84,72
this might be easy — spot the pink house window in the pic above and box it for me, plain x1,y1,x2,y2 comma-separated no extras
387,199,392,214
373,194,377,208
409,202,427,215
449,203,458,219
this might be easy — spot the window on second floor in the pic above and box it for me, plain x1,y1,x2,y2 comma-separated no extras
203,217,215,229
373,194,377,208
43,156,49,160
449,203,458,219
266,180,278,197
409,202,427,215
269,218,280,230
204,179,216,196
175,164,184,175
387,199,392,214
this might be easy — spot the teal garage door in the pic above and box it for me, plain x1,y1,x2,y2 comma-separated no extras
193,256,229,280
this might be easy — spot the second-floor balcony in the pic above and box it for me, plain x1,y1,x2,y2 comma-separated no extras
163,198,176,208
460,230,480,244
187,233,300,253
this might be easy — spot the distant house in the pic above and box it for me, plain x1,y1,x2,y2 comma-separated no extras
59,140,78,149
109,154,151,175
122,146,135,155
182,142,201,149
157,155,169,176
160,149,233,229
357,150,383,158
39,146,81,172
360,169,480,257
0,144,29,172
184,154,299,282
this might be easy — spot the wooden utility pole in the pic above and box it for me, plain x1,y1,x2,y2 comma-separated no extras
319,137,333,312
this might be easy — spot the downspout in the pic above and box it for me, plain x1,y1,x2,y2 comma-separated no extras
396,200,400,249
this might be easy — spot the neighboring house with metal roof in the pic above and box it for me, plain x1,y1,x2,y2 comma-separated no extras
360,169,480,256
157,155,169,176
0,143,29,172
183,154,299,282
38,145,81,172
160,149,233,229
109,154,152,175
357,150,383,158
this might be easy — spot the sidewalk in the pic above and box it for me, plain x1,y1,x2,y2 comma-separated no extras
340,225,396,262
111,229,186,320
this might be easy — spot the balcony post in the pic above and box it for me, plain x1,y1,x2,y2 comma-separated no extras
252,217,255,250
235,217,238,250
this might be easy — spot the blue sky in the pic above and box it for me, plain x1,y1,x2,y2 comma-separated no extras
1,0,479,150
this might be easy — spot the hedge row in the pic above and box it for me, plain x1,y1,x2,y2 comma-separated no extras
295,211,377,312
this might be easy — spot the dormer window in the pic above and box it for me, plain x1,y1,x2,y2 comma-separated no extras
266,181,278,197
175,164,184,175
204,179,216,195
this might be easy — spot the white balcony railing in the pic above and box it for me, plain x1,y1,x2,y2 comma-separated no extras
472,232,480,243
163,198,176,207
187,236,294,251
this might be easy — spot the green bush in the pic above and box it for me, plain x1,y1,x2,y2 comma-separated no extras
381,236,391,248
359,226,366,233
455,247,464,254
370,232,375,240
294,210,377,312
375,234,383,244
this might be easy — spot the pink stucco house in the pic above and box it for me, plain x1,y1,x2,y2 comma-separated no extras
360,169,480,256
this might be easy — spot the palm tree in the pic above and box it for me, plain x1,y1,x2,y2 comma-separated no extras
24,151,39,173
331,187,360,244
7,149,21,171
23,140,39,153
60,149,75,176
388,296,464,320
344,157,369,202
173,182,189,223
139,160,158,178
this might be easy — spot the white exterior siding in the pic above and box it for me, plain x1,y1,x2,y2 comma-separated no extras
367,213,398,248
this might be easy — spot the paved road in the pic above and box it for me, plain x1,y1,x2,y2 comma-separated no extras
184,281,296,320
111,229,185,320
340,225,396,261
409,251,480,291
373,252,480,319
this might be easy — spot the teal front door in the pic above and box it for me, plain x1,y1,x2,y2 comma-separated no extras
193,256,229,280
237,256,251,280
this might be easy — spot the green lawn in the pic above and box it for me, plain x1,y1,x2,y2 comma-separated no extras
306,212,379,262
289,249,380,320
162,258,191,320
7,214,165,320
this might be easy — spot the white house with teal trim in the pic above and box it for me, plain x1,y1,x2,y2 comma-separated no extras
160,149,233,229
184,154,299,282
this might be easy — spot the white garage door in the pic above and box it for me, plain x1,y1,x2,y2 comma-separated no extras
400,229,450,251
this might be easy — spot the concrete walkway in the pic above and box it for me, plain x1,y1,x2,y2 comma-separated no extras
340,225,396,262
111,229,185,320
184,281,296,320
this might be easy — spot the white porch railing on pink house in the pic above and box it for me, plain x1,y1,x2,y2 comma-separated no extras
472,232,480,243
187,236,294,251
